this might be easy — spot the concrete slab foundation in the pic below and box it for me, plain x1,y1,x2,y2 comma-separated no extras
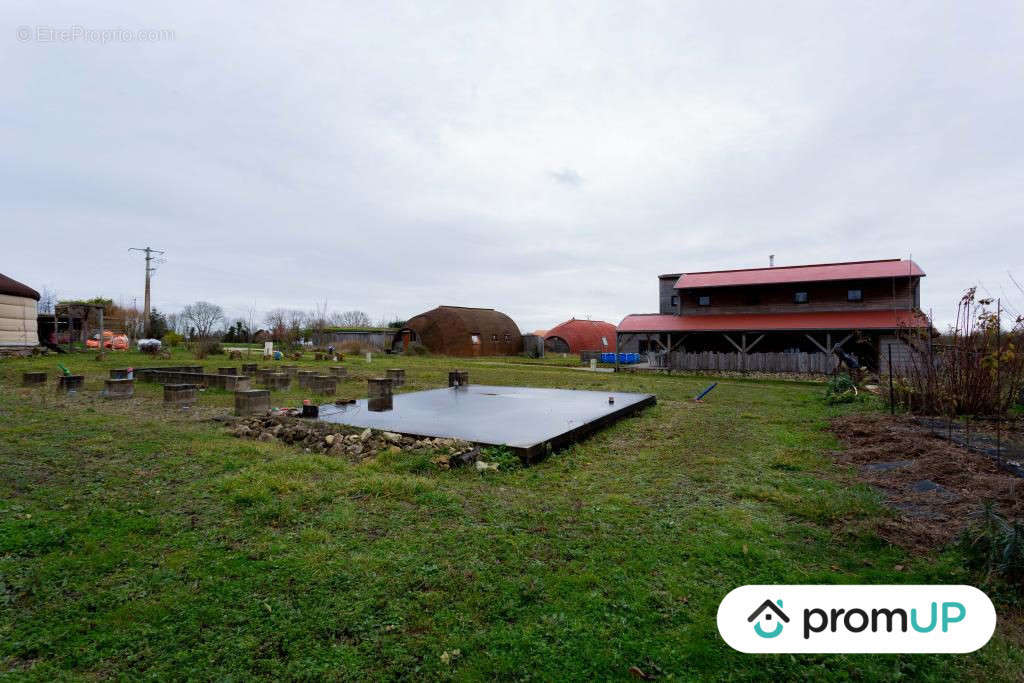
57,375,84,392
448,370,469,387
164,383,197,406
311,375,337,395
319,385,656,460
367,377,393,412
21,372,46,387
262,373,291,390
235,389,271,416
104,378,134,399
134,368,249,391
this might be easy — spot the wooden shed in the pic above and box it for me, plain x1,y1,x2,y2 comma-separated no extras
0,272,40,354
393,306,523,357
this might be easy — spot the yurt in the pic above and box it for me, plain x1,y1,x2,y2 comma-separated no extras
0,272,40,354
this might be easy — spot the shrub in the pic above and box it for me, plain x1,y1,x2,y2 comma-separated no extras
162,331,183,347
479,446,522,471
405,342,429,356
894,288,1024,416
190,339,222,360
824,373,857,404
959,503,1024,588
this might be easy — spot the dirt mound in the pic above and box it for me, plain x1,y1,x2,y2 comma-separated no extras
829,413,1022,551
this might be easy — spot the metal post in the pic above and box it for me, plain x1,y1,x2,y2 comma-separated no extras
97,307,104,358
887,342,895,415
996,299,1001,465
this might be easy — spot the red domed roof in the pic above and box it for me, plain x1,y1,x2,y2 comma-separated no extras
544,318,616,353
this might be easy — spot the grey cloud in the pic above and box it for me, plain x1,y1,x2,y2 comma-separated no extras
1,1,1022,332
548,168,583,186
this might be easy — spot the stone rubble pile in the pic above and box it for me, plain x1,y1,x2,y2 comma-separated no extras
228,415,478,465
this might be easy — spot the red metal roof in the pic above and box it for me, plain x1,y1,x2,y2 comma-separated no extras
674,259,924,289
618,310,928,333
544,318,617,352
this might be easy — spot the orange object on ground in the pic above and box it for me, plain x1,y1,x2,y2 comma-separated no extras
86,331,130,350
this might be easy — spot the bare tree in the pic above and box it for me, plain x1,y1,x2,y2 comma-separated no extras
182,301,225,357
36,286,58,314
287,309,308,345
332,310,372,328
264,308,288,340
246,303,260,343
309,299,331,346
165,311,185,334
264,308,307,348
117,298,144,338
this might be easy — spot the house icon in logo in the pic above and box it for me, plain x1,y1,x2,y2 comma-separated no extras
748,599,789,638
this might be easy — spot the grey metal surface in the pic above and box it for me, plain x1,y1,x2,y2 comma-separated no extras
317,384,655,457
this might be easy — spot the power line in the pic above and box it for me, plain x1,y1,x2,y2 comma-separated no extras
978,281,1021,321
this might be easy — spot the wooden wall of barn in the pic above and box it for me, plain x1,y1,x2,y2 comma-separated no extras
650,351,840,373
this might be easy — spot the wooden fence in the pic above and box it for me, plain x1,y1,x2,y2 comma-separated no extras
320,330,394,350
650,351,839,374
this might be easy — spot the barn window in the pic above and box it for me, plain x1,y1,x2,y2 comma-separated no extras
491,333,498,342
698,295,711,306
503,333,510,343
601,336,608,347
794,291,809,304
670,295,678,307
470,334,480,345
847,289,863,302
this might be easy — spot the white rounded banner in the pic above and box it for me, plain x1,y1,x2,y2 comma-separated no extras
717,585,996,653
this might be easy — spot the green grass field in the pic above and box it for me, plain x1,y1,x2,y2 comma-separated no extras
1,350,1021,680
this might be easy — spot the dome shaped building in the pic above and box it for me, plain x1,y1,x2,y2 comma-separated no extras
393,306,522,357
544,318,617,354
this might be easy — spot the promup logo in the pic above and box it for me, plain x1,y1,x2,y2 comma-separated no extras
718,585,996,653
748,599,789,638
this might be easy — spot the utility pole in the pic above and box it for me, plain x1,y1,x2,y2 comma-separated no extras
129,246,165,337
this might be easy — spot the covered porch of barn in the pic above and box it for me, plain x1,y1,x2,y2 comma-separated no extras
616,310,930,373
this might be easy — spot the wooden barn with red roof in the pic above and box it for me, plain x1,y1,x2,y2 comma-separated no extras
544,318,616,354
618,258,929,370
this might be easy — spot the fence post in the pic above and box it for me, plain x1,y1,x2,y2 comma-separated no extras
887,343,895,415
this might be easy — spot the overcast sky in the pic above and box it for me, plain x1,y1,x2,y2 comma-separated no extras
3,1,1022,331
